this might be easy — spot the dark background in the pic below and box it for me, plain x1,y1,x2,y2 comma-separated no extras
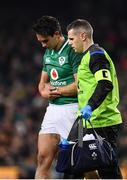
0,0,127,178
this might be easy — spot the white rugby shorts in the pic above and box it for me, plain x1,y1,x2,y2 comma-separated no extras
39,103,78,139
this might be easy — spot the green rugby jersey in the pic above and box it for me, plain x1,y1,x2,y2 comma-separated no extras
42,38,83,105
78,44,122,128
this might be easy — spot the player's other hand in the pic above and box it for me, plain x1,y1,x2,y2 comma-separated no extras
49,87,61,98
40,84,61,100
81,105,92,120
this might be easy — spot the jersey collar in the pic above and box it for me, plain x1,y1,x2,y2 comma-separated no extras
51,39,68,55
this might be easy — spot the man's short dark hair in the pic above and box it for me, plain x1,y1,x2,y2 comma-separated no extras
67,19,93,38
32,15,62,36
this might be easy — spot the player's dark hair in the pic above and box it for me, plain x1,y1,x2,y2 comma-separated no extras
32,15,62,36
67,19,93,38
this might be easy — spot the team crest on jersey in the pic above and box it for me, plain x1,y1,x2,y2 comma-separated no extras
50,68,58,80
59,56,65,66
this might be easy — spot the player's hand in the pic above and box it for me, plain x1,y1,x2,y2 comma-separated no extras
40,84,61,100
49,87,61,99
81,105,92,120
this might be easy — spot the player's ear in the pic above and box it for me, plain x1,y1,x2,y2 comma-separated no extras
81,32,87,41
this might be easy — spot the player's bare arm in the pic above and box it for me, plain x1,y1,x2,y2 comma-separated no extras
38,71,61,100
56,74,77,96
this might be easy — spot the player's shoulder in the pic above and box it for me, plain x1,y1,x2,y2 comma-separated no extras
88,44,105,55
44,48,51,56
87,44,108,63
43,49,53,61
88,44,110,69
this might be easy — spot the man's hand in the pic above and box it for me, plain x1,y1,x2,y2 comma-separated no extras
39,83,61,100
81,105,92,120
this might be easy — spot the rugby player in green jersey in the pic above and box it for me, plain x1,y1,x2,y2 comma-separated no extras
32,16,84,179
67,19,123,179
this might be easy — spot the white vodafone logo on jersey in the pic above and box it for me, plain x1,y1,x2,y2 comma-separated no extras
50,68,58,80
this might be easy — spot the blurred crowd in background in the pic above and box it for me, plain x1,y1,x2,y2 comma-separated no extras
0,0,127,178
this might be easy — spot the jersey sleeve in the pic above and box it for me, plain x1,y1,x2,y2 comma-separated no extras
89,51,112,82
88,80,113,110
88,51,113,110
69,48,83,74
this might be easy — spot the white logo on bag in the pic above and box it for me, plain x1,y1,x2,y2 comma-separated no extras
89,143,97,150
91,152,97,160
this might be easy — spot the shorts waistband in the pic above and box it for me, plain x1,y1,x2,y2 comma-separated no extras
49,103,78,107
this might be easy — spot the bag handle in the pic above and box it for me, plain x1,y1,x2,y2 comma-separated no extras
78,116,104,147
78,116,83,147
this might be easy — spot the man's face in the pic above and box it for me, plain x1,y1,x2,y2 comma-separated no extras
36,33,58,50
68,29,84,53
